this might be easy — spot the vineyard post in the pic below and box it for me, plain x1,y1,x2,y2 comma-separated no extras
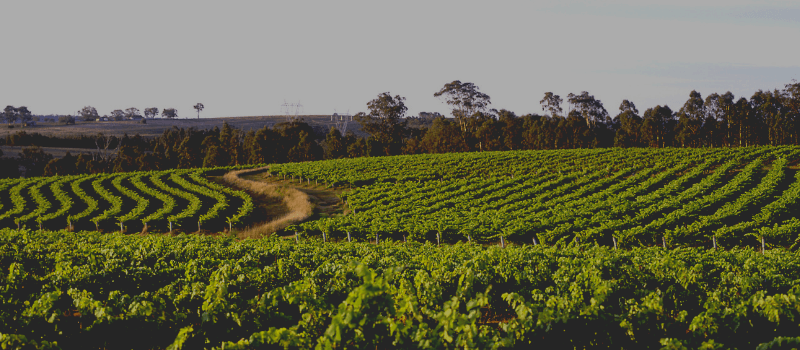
612,236,617,250
295,231,299,244
169,221,173,232
322,232,326,242
500,236,505,248
436,232,440,246
347,231,351,242
762,236,765,254
119,222,123,233
713,236,717,249
468,234,471,243
376,232,379,245
533,237,539,246
403,235,406,243
662,237,666,249
198,221,201,232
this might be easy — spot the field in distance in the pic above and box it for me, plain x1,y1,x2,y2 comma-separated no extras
0,115,356,138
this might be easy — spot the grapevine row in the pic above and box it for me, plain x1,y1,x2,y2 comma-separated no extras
149,172,202,230
191,171,253,228
129,172,175,229
169,172,227,230
112,174,149,228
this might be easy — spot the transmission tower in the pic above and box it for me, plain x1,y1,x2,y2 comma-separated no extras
281,100,303,122
332,109,351,134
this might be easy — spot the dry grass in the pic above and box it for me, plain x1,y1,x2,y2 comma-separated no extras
0,145,104,159
1,115,363,139
222,167,314,239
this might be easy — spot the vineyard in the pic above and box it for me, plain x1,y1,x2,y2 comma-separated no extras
271,146,800,249
2,147,800,249
4,148,800,348
0,168,254,233
3,229,800,349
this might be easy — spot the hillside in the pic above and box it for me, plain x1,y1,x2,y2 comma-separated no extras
2,147,800,249
272,147,800,249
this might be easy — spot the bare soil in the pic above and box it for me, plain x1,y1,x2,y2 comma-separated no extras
218,167,349,239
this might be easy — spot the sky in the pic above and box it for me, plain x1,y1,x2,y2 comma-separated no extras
1,0,799,119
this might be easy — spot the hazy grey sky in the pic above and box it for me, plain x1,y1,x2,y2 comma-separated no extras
2,0,799,118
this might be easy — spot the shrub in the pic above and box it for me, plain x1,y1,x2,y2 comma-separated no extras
58,116,76,125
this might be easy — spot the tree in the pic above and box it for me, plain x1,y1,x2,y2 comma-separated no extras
202,135,227,167
114,144,143,172
176,129,205,168
730,97,753,146
420,117,469,153
287,130,322,162
79,106,99,121
194,103,204,119
434,81,491,133
496,109,522,150
44,152,77,176
566,91,608,127
216,122,238,166
17,106,32,126
347,138,368,158
675,90,705,147
705,92,736,146
324,127,346,159
248,127,279,164
475,117,503,151
18,146,53,177
418,112,443,119
614,100,643,147
3,106,17,125
144,107,159,119
110,109,125,121
162,108,178,119
540,92,563,117
783,80,800,144
355,92,409,156
750,89,787,145
641,105,675,148
124,107,141,119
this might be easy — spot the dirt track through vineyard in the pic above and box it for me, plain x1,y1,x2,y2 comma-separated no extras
217,167,348,239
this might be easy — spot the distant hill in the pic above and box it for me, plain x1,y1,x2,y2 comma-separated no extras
0,115,367,139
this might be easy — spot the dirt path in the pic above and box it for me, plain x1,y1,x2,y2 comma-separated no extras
218,167,349,239
252,175,348,216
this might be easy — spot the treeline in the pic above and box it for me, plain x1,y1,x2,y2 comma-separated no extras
1,80,799,178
